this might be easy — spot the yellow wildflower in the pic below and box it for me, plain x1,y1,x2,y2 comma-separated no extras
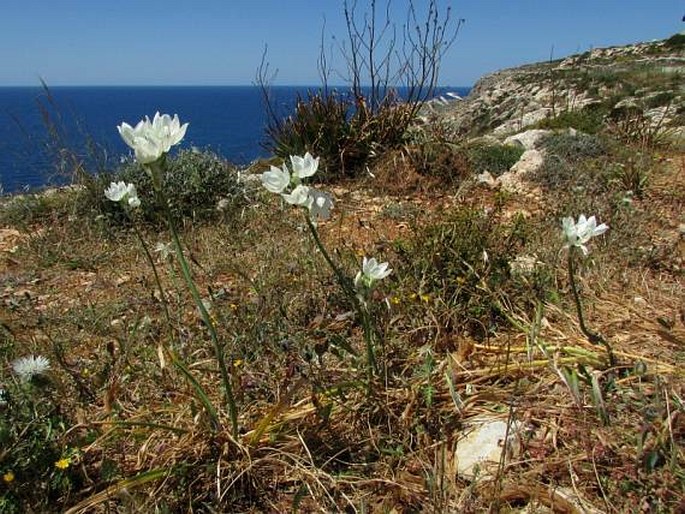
55,458,70,470
2,471,14,483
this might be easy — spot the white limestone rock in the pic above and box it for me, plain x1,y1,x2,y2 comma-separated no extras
504,129,553,150
509,149,545,175
455,418,521,480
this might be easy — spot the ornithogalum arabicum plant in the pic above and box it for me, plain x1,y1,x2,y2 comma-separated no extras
261,155,391,387
561,214,613,364
111,113,237,435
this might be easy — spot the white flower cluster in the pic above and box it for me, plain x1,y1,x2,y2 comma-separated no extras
12,355,51,382
260,153,333,222
117,112,188,164
104,181,141,208
562,214,609,256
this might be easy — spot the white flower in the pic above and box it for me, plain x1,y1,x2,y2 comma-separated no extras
104,181,140,209
127,192,141,208
261,164,291,193
117,118,164,164
117,112,187,164
12,355,51,382
354,256,392,290
562,214,609,256
154,242,173,261
149,112,188,152
282,184,311,206
290,152,319,179
307,189,333,222
104,181,130,202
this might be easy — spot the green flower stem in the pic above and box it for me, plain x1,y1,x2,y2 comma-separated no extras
149,161,239,436
131,222,172,329
304,215,355,297
168,350,220,432
130,222,223,428
304,215,379,381
567,248,615,366
167,204,238,435
359,301,379,381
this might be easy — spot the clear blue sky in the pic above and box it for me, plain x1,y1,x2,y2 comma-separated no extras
0,0,682,87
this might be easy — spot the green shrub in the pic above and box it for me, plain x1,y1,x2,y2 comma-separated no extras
664,33,685,50
110,148,246,224
466,142,524,177
528,132,610,196
397,207,548,340
265,90,412,181
539,131,605,162
645,91,676,109
0,188,81,228
536,104,608,134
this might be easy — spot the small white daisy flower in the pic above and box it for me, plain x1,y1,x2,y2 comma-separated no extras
12,355,51,382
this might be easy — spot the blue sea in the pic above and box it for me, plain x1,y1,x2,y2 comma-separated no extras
0,85,470,193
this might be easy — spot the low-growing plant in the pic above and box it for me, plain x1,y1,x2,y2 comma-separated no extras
466,142,524,177
607,152,651,197
0,188,82,228
404,142,471,184
607,110,676,150
0,356,81,513
398,206,543,340
536,105,607,134
539,131,605,162
644,91,676,109
531,132,610,196
113,148,246,224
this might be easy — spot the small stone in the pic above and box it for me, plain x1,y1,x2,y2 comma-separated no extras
455,418,521,480
633,296,647,306
476,170,497,187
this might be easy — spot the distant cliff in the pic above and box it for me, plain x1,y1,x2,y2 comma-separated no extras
429,34,685,140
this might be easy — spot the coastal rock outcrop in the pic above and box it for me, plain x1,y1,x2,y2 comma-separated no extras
426,36,685,140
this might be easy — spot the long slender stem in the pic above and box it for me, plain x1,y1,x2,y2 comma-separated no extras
132,223,172,329
130,207,221,430
567,249,614,365
166,209,239,435
304,215,378,381
149,164,239,436
359,303,379,380
305,216,354,297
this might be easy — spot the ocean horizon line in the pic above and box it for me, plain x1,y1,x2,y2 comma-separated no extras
0,84,473,90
